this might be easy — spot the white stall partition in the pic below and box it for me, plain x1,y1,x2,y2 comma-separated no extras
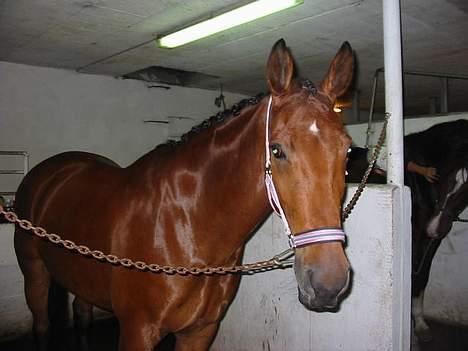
213,184,411,351
0,224,30,340
425,208,468,326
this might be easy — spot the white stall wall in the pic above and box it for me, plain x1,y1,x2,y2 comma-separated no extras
0,61,246,340
213,185,412,351
0,61,246,169
346,113,468,327
424,209,468,326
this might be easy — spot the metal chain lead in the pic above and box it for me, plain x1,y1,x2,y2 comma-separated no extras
0,207,294,275
342,113,389,221
0,120,388,275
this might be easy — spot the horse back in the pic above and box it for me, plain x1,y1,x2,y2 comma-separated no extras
14,151,123,310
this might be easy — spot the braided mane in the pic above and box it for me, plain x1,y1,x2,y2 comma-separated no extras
156,79,317,149
155,93,265,150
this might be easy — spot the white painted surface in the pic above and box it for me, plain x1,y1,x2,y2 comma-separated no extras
0,61,246,340
383,0,405,186
346,114,468,327
0,61,246,194
0,224,30,340
424,209,468,326
213,185,412,351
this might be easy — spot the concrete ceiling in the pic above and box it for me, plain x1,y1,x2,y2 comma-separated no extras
1,0,468,120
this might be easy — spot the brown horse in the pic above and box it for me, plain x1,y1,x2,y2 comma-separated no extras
14,39,354,351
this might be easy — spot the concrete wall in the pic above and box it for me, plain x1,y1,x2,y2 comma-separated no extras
346,113,468,327
0,61,246,340
0,61,245,194
213,185,412,351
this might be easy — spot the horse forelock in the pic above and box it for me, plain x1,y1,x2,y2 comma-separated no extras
301,79,318,96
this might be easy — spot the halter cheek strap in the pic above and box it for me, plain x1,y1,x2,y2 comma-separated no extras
264,95,346,249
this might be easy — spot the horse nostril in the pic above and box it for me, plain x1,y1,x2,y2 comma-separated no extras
307,267,350,302
307,269,315,285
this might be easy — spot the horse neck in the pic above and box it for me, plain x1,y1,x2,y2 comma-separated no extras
132,100,272,263
187,102,271,251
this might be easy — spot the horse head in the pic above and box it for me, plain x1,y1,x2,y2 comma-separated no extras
265,39,354,310
427,166,468,238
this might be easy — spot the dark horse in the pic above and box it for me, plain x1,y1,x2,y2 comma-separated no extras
406,120,468,341
346,120,468,342
14,39,354,351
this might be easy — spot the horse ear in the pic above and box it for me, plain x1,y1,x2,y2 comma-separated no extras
266,39,295,96
319,42,354,103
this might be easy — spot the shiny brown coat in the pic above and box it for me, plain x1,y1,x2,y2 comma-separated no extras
14,39,354,351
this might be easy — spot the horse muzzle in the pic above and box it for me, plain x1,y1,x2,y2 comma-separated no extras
297,268,351,311
294,246,351,311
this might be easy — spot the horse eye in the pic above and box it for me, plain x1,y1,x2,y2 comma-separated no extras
271,144,286,159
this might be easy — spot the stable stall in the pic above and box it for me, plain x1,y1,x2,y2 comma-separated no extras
1,0,467,350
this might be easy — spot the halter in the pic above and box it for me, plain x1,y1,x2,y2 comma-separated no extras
264,95,346,249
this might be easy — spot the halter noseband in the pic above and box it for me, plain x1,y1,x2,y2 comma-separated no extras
264,95,346,249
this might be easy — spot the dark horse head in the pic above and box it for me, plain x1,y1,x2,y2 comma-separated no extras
427,165,468,238
345,146,386,184
265,40,354,310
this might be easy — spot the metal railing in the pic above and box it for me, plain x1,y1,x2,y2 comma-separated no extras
365,68,468,148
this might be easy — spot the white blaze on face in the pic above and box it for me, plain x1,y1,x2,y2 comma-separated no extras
454,168,468,192
309,120,320,135
442,168,467,204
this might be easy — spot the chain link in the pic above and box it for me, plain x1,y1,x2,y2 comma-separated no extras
0,120,387,275
342,113,389,221
0,207,294,275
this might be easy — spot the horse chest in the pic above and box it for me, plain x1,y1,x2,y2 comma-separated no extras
171,274,242,330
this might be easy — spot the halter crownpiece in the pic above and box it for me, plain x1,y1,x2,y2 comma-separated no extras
264,95,346,249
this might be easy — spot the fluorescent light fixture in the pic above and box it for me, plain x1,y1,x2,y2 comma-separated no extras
157,0,304,48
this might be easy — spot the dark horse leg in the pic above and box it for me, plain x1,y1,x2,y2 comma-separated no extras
15,229,69,351
412,238,442,342
21,255,52,351
73,297,93,351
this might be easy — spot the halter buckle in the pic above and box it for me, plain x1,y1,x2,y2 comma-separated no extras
288,234,296,249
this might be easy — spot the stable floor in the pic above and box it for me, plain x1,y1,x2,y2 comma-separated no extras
1,318,467,350
0,318,174,351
